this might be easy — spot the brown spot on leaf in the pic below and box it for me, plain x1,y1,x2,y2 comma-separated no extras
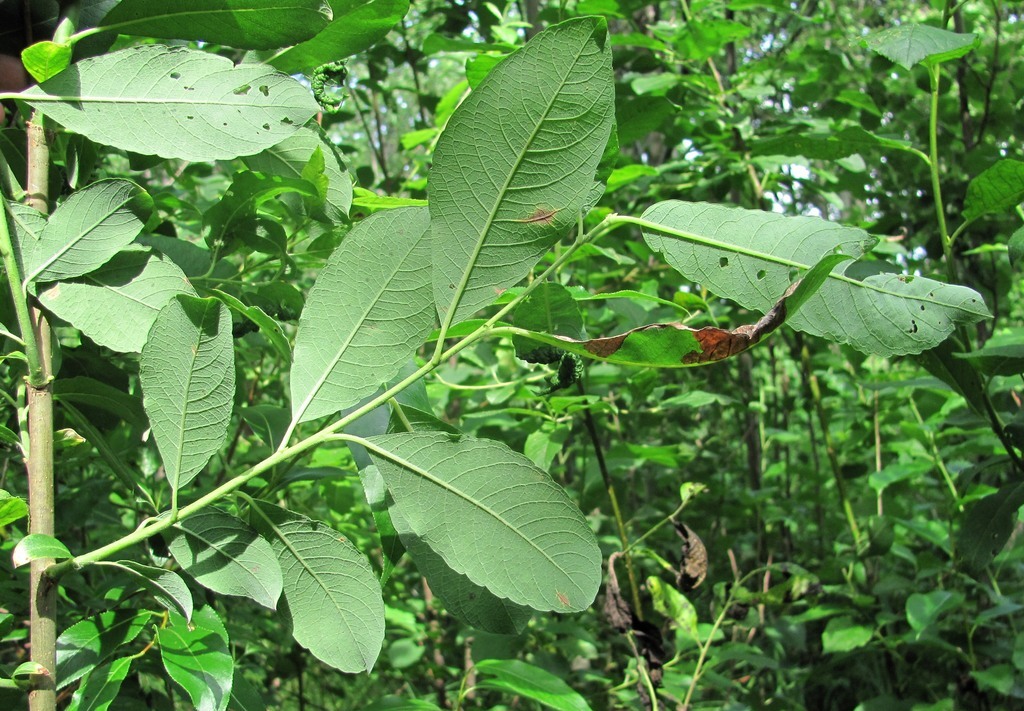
512,206,559,224
556,591,570,608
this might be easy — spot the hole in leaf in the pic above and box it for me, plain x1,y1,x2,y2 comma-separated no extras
719,257,729,268
262,123,270,130
259,85,270,96
909,320,918,334
756,270,767,280
186,115,194,120
169,72,181,80
920,304,926,311
233,84,251,95
282,117,293,125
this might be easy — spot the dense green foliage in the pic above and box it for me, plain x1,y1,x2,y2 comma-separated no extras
0,1,1022,710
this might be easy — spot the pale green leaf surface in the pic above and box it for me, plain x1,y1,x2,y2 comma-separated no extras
430,16,615,325
266,0,411,73
56,611,150,690
366,432,601,612
21,41,72,83
25,179,152,284
12,533,72,567
863,24,979,69
389,502,532,634
243,124,352,222
251,503,384,672
821,616,872,653
37,249,197,354
99,0,332,50
474,659,592,711
641,201,990,356
157,608,232,711
6,200,46,280
21,45,318,161
141,296,234,490
101,561,194,620
291,207,434,423
168,509,283,610
66,657,131,711
963,159,1024,222
0,490,28,527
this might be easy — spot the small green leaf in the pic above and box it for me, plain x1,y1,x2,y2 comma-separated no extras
12,533,72,567
54,377,147,427
203,171,319,253
351,188,427,212
954,329,1024,376
648,576,698,640
56,611,150,690
266,0,411,73
0,490,28,527
863,24,979,70
157,608,232,711
431,16,615,325
37,249,197,354
228,669,266,711
168,509,283,610
821,616,872,653
21,45,319,161
141,296,235,491
1009,226,1024,268
958,482,1024,574
753,125,915,161
98,0,332,50
290,206,434,424
366,432,602,612
474,659,592,711
906,590,965,636
251,502,384,672
240,406,292,451
963,159,1024,222
100,561,194,621
24,179,152,284
210,289,291,365
21,41,72,83
66,657,131,711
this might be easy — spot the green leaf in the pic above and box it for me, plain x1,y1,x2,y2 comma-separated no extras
266,0,411,73
958,482,1024,574
6,200,46,276
351,189,428,212
365,432,601,612
752,125,916,161
12,533,72,567
54,376,147,427
66,657,131,711
98,0,332,50
390,502,532,634
56,611,150,690
863,24,979,70
21,41,72,83
641,201,990,356
37,249,197,354
210,289,291,365
606,164,658,193
474,659,592,711
906,590,964,636
240,406,292,450
954,328,1024,376
1009,226,1024,268
362,699,442,711
203,171,319,252
21,45,319,161
23,179,152,284
243,124,352,222
511,282,585,360
430,16,615,325
251,502,384,672
101,561,194,620
357,465,406,587
228,670,266,711
648,576,698,640
0,490,28,527
821,616,872,653
157,608,232,711
141,296,234,490
290,206,434,423
915,337,988,415
963,159,1024,222
168,509,284,610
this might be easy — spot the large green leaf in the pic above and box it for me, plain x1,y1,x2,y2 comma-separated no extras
266,0,410,73
23,179,152,284
251,503,384,672
20,45,318,161
430,16,615,326
863,24,979,69
640,201,990,356
141,296,234,490
168,509,283,610
157,608,232,711
963,159,1024,222
752,125,916,161
56,611,150,691
290,206,434,423
958,482,1024,574
243,124,352,222
66,656,132,711
365,432,601,612
203,171,320,253
37,249,196,353
98,0,332,50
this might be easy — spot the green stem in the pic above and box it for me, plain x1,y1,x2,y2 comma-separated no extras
927,65,957,285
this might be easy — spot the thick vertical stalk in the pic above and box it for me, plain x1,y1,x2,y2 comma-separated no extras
26,111,56,711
